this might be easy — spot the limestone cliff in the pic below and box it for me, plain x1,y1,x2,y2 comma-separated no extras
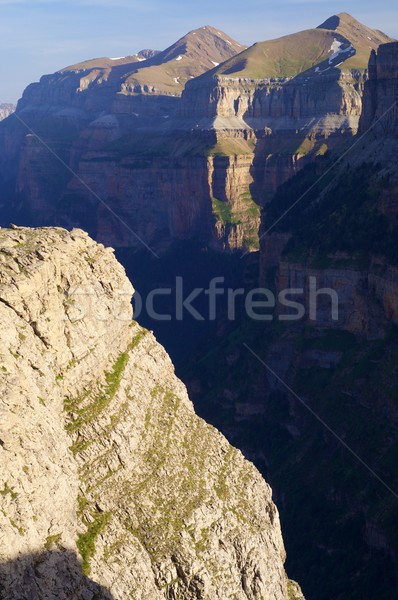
0,226,303,599
359,41,398,135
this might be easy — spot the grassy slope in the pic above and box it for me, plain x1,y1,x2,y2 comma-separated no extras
123,26,245,94
212,13,394,79
56,26,245,96
216,29,339,79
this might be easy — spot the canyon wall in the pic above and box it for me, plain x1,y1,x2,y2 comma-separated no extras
359,41,398,135
0,38,371,253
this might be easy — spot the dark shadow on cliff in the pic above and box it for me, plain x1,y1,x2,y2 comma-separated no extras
0,550,114,600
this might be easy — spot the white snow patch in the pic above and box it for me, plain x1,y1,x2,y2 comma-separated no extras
110,57,125,61
193,32,196,35
173,77,181,84
136,57,145,62
176,55,183,61
328,39,354,64
226,40,232,45
367,36,372,40
315,66,320,72
211,61,219,66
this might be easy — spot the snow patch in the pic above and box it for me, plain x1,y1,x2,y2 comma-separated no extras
110,57,125,61
176,55,183,61
211,61,219,66
315,66,320,72
328,39,354,64
226,40,232,45
173,77,181,84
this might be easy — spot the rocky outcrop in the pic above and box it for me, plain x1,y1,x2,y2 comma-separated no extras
0,103,15,121
0,226,303,599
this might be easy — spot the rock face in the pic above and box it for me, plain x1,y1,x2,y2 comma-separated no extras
359,42,398,135
0,226,303,599
0,104,15,121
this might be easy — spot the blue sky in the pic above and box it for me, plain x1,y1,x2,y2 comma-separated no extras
1,0,397,102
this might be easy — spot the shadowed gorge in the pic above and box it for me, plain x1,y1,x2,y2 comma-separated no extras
1,11,398,600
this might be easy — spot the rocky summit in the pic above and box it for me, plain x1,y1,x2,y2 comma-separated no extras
0,226,303,600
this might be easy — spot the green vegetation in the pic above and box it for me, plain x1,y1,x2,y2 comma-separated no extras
0,483,18,500
214,29,339,79
64,330,147,434
211,197,239,225
9,519,25,536
77,511,111,575
44,533,62,550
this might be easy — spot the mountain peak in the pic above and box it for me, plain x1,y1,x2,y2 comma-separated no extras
119,26,245,94
317,12,358,30
207,13,394,80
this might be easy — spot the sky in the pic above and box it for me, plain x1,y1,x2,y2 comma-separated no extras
1,0,397,103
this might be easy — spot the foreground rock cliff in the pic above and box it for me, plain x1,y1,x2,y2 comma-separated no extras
0,226,303,600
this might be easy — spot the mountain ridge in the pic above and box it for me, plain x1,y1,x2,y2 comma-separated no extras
199,13,393,81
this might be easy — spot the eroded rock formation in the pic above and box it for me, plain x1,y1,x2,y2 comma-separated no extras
0,226,303,599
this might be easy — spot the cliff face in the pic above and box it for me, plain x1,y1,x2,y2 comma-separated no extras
181,70,364,126
359,42,398,135
0,226,303,600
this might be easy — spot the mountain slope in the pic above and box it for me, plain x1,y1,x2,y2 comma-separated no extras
116,25,246,95
208,13,393,79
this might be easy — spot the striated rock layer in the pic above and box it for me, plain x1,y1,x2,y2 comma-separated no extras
0,226,303,599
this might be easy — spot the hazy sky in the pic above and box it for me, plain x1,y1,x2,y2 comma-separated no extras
1,0,397,102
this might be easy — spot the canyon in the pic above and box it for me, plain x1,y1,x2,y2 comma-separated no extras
185,39,398,600
0,13,393,253
0,12,398,600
